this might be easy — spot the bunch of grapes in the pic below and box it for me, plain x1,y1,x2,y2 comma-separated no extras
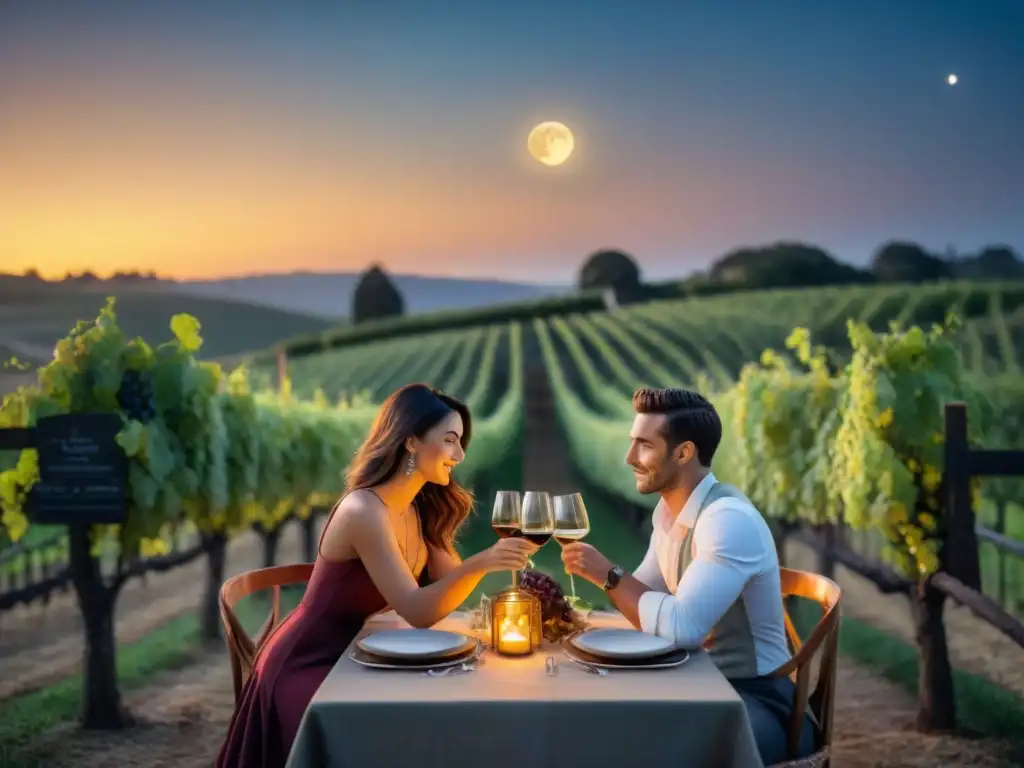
519,570,573,624
117,368,156,422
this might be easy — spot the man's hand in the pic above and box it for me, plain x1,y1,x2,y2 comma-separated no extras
561,542,614,588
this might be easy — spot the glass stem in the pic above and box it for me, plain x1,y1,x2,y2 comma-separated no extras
512,569,519,588
569,572,577,600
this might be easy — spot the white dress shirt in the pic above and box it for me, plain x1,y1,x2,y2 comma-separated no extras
633,473,791,677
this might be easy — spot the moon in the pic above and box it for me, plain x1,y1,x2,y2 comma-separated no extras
527,121,575,166
947,73,958,86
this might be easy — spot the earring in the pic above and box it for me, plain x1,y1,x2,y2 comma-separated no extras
405,455,415,476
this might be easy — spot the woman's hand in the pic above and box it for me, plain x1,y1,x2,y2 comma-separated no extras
474,537,538,573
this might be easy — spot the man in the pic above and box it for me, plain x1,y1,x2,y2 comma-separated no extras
561,387,816,766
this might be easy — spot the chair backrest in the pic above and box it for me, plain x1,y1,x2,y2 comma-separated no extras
771,567,842,765
219,562,314,704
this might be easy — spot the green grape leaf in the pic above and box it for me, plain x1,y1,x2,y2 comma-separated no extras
116,420,147,457
170,314,203,353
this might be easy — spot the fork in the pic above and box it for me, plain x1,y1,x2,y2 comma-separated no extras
426,649,485,677
426,660,477,677
563,655,609,676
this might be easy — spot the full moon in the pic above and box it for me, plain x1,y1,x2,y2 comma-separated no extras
527,121,575,166
947,73,958,86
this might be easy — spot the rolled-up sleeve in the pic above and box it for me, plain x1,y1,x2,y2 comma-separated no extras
639,503,763,648
638,590,669,634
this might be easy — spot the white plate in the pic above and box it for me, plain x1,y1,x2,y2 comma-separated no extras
356,629,474,660
563,645,690,670
349,642,482,670
569,628,675,660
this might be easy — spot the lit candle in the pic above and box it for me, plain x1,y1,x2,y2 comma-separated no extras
490,588,538,656
500,625,530,654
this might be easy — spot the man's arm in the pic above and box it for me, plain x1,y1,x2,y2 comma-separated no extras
605,573,658,630
562,507,668,630
635,503,763,647
610,531,669,629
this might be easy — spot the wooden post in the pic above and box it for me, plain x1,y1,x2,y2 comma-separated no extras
942,403,982,591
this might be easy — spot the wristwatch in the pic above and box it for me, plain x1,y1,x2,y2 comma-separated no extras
603,565,625,592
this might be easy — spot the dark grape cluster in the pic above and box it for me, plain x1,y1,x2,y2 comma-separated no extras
519,570,573,623
117,369,156,422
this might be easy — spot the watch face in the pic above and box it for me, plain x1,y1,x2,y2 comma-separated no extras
606,566,624,589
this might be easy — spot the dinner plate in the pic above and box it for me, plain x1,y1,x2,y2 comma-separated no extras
356,629,475,661
563,644,690,670
349,641,482,671
569,628,675,660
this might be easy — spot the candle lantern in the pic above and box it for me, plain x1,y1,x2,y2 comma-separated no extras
490,587,542,656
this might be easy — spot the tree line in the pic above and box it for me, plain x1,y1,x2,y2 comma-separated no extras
352,240,1023,324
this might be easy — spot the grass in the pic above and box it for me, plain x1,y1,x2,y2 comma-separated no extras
0,589,299,767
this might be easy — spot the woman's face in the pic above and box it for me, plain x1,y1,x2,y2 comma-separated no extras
412,410,465,485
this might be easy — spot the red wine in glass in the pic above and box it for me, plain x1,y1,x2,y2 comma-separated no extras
523,531,552,546
493,524,522,539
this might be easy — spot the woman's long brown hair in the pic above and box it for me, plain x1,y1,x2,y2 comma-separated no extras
345,383,474,556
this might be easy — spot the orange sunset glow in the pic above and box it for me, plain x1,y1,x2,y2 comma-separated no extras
1,2,1018,281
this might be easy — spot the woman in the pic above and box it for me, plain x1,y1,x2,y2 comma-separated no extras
216,383,537,767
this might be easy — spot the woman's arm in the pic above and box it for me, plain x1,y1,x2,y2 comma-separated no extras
344,495,534,628
426,545,462,581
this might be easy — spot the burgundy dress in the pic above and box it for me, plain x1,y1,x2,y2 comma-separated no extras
215,556,390,768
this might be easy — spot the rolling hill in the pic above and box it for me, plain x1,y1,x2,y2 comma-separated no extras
0,285,336,368
164,271,567,318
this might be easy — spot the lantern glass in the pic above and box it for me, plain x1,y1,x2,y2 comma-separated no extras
490,588,540,656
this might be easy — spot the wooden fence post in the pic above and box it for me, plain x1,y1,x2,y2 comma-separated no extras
942,403,982,591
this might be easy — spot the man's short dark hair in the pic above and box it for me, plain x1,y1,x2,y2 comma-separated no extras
632,387,721,467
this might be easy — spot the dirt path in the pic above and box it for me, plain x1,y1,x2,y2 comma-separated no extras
22,646,1014,768
521,335,577,495
0,524,308,701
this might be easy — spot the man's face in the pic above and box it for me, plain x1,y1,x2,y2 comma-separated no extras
625,413,688,494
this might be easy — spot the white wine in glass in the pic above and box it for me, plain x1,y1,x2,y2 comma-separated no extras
553,493,591,604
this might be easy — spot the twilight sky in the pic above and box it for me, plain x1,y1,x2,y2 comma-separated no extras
1,1,1021,283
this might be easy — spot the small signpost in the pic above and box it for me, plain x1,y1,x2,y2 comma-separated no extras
1,413,127,525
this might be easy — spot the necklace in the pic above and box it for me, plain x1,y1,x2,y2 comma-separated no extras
370,488,422,571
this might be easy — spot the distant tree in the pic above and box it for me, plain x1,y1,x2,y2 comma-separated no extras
22,268,42,281
709,242,870,288
967,245,1024,278
352,264,404,323
871,241,950,283
578,249,642,295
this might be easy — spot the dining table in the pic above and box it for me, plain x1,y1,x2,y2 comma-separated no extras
286,609,764,768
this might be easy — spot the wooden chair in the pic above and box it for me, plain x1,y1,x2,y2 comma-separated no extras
766,567,842,768
219,563,314,705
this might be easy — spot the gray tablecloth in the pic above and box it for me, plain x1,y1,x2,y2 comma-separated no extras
287,611,763,768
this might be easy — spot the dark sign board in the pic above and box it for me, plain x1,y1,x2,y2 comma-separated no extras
27,413,127,525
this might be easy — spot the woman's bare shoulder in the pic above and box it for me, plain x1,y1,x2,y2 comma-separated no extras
334,490,388,529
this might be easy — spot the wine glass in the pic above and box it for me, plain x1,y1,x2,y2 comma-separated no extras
520,491,555,570
553,492,591,605
491,490,522,586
